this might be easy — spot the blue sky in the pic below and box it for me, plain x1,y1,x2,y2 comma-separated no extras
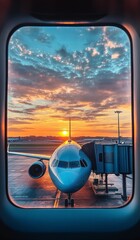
8,26,132,137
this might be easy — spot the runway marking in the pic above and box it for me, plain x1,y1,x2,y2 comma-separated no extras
53,189,61,208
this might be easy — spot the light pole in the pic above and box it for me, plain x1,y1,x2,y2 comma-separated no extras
114,111,122,144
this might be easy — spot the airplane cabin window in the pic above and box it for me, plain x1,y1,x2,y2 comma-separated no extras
7,25,132,209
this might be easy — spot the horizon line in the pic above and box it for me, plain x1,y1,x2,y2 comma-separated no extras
8,135,132,138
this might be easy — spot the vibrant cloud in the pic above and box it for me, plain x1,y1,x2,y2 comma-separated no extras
8,26,131,137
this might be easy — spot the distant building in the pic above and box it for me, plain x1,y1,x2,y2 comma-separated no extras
8,137,21,142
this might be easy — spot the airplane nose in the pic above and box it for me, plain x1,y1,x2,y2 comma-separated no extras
58,171,80,193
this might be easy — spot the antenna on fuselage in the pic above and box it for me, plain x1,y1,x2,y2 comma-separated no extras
68,117,71,142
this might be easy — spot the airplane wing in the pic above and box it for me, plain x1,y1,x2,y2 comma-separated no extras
7,151,50,160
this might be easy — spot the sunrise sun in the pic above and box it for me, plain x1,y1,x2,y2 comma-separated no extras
62,130,68,136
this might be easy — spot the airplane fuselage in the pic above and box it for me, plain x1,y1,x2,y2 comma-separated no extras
48,140,92,194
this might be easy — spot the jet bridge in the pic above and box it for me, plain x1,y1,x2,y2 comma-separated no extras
82,142,133,201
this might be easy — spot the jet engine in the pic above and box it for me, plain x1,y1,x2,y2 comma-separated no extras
28,161,46,179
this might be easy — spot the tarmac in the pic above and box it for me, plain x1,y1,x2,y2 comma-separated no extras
8,149,133,208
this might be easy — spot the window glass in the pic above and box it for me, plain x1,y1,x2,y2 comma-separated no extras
8,26,132,208
58,161,68,168
69,161,80,168
51,159,59,167
80,159,87,167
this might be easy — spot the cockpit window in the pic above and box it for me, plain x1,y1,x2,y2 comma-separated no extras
80,159,87,167
56,160,81,168
69,161,80,168
52,159,87,168
51,159,59,167
58,161,68,168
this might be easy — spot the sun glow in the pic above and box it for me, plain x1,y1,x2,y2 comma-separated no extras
62,130,68,136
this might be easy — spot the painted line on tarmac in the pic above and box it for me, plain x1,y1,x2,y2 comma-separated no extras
53,189,61,208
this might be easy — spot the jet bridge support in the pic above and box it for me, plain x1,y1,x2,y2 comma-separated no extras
105,173,108,194
122,173,127,201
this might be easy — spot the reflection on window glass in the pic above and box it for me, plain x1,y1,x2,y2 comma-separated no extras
51,159,59,167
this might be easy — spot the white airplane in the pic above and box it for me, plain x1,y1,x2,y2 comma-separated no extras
8,119,93,207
